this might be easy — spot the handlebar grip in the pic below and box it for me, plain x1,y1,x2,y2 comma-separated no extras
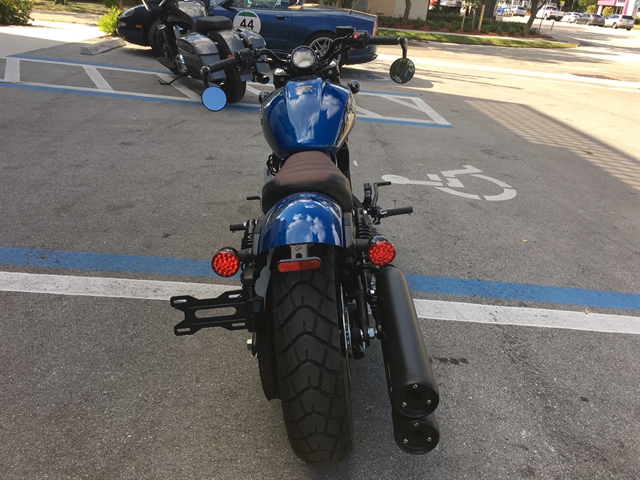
205,56,239,74
368,35,406,46
381,206,413,217
229,223,246,232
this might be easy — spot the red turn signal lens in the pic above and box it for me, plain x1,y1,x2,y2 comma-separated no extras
367,236,396,266
211,248,240,277
277,257,322,273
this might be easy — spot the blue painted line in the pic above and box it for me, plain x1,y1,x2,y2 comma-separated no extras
0,83,444,125
0,246,216,278
405,275,640,311
360,89,419,97
359,117,453,128
1,247,638,310
0,82,261,109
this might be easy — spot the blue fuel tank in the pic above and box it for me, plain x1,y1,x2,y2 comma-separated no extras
260,78,356,158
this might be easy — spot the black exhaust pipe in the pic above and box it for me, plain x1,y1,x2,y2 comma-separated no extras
376,265,439,418
393,410,440,454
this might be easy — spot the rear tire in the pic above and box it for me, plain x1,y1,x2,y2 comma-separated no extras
271,245,353,465
220,79,246,104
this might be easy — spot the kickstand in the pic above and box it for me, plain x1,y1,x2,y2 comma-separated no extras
159,74,186,86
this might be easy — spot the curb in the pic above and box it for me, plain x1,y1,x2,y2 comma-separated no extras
81,37,126,55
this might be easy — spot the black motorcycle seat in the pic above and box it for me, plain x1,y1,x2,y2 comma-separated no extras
261,151,354,213
195,16,233,35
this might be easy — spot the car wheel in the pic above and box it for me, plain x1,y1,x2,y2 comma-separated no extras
306,32,346,67
149,19,162,55
612,23,618,29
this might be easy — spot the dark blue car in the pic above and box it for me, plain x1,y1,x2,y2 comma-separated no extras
116,0,378,65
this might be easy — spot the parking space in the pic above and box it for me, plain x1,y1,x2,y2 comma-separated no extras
2,54,452,127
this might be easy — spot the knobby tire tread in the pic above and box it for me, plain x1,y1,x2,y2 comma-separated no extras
271,245,353,465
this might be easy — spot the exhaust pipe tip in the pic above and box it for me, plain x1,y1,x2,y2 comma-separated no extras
394,381,439,417
393,411,440,455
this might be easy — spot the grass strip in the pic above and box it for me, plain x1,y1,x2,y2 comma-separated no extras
378,28,576,48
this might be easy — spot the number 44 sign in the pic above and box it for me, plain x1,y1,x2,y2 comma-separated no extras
233,11,262,32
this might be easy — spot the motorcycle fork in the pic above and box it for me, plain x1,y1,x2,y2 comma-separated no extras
157,23,178,58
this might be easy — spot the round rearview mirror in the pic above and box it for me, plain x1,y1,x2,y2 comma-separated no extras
389,58,415,84
202,86,227,111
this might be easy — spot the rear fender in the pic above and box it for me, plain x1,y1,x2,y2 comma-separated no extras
256,193,344,254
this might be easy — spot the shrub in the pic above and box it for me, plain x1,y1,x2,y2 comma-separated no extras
601,6,613,16
0,0,32,25
506,23,520,35
586,4,596,13
409,17,426,29
97,6,121,34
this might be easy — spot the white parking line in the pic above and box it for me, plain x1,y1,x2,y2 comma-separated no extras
83,65,112,91
1,272,637,335
4,57,19,82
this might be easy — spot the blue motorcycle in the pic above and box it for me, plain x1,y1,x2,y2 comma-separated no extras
170,28,440,465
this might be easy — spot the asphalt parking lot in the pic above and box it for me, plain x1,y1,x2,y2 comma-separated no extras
0,21,639,479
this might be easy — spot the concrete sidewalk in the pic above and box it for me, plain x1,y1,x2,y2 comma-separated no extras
0,11,111,57
29,9,101,25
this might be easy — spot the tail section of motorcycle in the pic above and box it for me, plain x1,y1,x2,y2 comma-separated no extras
170,188,440,463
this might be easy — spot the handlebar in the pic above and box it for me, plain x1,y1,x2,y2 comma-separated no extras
201,31,408,78
202,55,239,75
367,35,407,47
379,206,413,218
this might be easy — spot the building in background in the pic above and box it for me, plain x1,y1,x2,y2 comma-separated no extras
596,0,639,16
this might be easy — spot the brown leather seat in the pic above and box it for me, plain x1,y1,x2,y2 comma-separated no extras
261,151,353,213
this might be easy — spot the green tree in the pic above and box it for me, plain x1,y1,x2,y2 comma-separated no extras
578,0,597,10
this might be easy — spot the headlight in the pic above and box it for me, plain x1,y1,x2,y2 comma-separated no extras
291,46,316,69
119,7,136,18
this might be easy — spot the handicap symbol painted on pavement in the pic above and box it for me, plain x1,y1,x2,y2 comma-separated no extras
382,165,516,201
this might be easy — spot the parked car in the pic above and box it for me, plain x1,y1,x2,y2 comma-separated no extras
561,12,581,23
502,5,527,16
604,14,634,30
535,6,563,20
116,0,378,65
575,13,605,26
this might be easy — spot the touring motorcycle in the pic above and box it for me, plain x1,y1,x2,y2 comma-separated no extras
141,0,269,102
170,28,440,465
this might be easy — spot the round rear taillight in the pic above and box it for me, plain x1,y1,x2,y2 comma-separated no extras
211,248,240,277
367,236,396,266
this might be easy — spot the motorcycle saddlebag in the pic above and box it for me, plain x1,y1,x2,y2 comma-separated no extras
176,32,224,80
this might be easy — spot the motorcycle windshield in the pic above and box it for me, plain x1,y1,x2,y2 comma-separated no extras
168,0,208,22
261,78,355,157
